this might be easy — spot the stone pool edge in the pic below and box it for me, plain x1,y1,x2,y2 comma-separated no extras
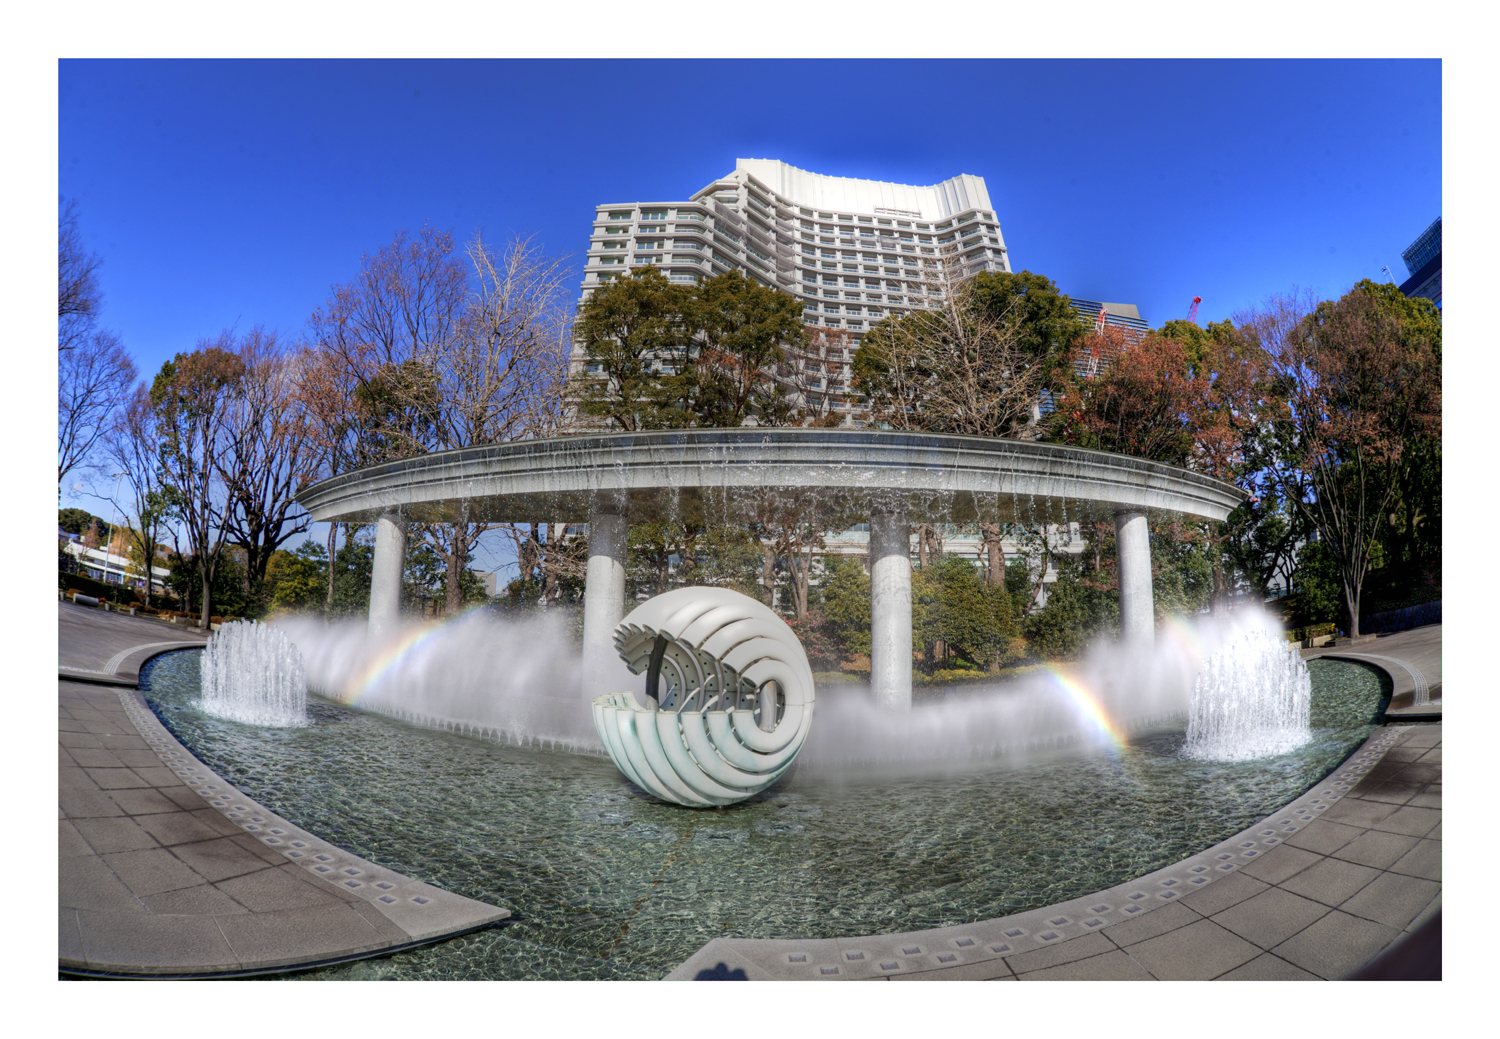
666,723,1438,980
59,664,511,979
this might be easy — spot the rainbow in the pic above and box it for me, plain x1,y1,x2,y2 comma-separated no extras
337,606,491,706
1041,664,1132,753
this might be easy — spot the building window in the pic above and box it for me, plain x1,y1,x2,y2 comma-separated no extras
609,211,632,220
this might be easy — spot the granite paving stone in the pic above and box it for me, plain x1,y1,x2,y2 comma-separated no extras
1002,931,1117,974
76,909,240,971
140,883,253,916
59,908,85,964
1215,953,1322,981
1406,895,1441,934
213,864,361,912
59,785,127,818
159,787,212,812
1356,782,1421,806
84,766,153,790
1016,950,1156,981
71,815,163,855
188,807,253,836
58,766,101,792
1407,788,1441,809
1330,830,1422,870
1209,887,1330,948
58,731,104,749
59,819,95,859
1121,918,1262,980
1371,804,1442,838
230,832,303,866
676,940,772,981
1271,910,1402,979
99,846,210,896
1237,843,1325,885
167,836,282,884
1339,873,1440,930
67,748,125,768
106,788,184,816
1175,870,1270,917
60,853,147,913
1387,838,1441,883
1279,857,1382,907
1098,900,1201,946
113,747,169,769
133,809,236,847
1320,797,1400,830
888,958,1014,980
215,905,391,967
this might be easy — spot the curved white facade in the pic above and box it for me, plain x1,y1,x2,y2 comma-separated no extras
579,158,1010,338
576,159,1012,426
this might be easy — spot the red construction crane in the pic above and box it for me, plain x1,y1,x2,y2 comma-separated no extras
1186,296,1202,325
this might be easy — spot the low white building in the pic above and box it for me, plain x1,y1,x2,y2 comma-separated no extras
61,538,169,596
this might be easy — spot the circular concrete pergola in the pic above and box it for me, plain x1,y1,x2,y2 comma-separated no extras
295,429,1246,709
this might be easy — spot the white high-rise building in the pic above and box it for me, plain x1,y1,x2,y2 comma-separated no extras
572,161,1085,596
575,159,1012,424
578,158,1011,336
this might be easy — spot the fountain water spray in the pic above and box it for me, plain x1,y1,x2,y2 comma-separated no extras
276,604,1307,776
278,610,626,752
1183,623,1311,762
200,620,309,728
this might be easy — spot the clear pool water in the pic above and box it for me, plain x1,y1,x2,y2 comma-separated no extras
140,652,1389,980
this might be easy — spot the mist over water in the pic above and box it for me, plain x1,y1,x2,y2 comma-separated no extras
273,603,1303,778
276,611,622,753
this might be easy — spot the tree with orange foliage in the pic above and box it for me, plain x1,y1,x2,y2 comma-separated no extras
1045,325,1247,481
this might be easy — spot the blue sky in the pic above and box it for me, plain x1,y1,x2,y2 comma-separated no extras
55,58,1442,571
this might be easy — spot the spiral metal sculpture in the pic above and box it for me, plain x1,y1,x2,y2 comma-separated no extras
592,587,816,807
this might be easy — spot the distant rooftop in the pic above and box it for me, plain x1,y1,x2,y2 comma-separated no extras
1401,217,1441,276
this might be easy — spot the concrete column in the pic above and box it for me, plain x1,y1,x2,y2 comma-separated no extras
1114,510,1155,645
582,504,629,702
369,511,408,642
869,504,913,711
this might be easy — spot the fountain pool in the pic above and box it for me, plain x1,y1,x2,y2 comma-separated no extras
139,644,1390,981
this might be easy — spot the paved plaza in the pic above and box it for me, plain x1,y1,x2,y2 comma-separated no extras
57,603,1440,979
57,604,508,977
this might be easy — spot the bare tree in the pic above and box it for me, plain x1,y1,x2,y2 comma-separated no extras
424,235,574,612
853,248,1050,437
219,328,320,600
743,488,837,618
782,326,854,427
151,336,245,626
59,199,104,353
103,386,174,608
307,229,576,614
308,226,468,463
292,343,368,611
59,329,136,488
